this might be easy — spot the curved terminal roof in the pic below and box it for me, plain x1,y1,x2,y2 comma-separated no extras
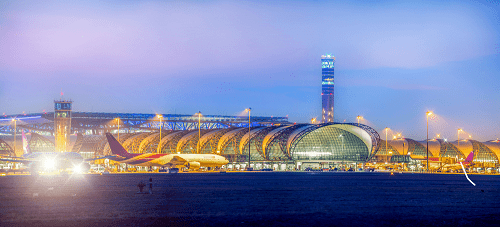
239,127,267,154
0,138,15,157
24,124,500,165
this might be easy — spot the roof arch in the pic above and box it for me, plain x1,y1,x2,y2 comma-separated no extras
138,132,161,153
288,123,380,162
29,132,55,153
405,139,428,157
483,140,500,161
177,129,214,154
123,132,155,153
289,124,371,162
198,128,238,154
262,125,305,161
438,139,464,159
217,128,247,154
0,138,15,157
470,140,499,164
377,140,399,156
239,127,277,161
157,130,192,154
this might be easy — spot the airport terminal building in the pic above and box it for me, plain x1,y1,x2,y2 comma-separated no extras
65,122,382,170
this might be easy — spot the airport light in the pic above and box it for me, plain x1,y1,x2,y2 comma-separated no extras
385,127,389,157
43,158,56,171
339,134,344,165
196,111,202,153
426,111,433,172
73,163,84,174
115,118,120,141
357,116,363,125
157,114,163,153
457,128,463,147
11,118,17,155
245,108,251,169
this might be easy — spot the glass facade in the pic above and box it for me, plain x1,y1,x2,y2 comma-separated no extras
28,132,55,153
405,139,427,156
321,55,335,123
0,138,15,157
377,140,398,156
291,125,370,162
470,140,499,164
439,141,464,159
44,123,500,168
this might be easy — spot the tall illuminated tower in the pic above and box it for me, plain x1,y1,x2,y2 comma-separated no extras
321,54,335,123
54,100,72,152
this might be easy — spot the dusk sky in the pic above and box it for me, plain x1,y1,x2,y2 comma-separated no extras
1,0,499,141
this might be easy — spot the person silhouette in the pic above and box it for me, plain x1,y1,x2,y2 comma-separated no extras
148,177,153,194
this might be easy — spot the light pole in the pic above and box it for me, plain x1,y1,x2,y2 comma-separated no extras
385,127,389,162
426,111,433,172
157,114,163,153
357,116,362,125
115,118,120,141
197,111,202,153
311,118,316,124
457,128,462,148
245,108,251,169
339,134,344,169
402,135,405,171
11,118,17,155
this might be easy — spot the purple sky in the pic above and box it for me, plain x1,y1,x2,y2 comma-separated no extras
1,0,499,141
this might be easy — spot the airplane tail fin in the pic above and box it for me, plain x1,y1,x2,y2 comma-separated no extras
105,133,134,158
22,131,30,155
464,151,474,163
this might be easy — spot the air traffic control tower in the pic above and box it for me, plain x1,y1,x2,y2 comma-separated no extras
321,54,335,123
54,100,72,152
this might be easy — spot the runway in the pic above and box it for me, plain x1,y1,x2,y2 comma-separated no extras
1,172,499,226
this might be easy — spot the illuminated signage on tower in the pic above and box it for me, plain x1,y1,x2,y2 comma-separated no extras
321,54,335,123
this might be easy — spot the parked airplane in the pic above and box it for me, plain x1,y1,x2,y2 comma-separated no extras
0,132,103,174
105,133,229,171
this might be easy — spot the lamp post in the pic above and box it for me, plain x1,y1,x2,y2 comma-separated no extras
339,134,344,169
197,111,202,153
385,128,389,163
114,118,120,141
311,118,316,124
245,108,251,169
402,136,405,171
357,116,362,125
157,114,163,153
426,111,433,172
457,128,462,148
12,118,17,155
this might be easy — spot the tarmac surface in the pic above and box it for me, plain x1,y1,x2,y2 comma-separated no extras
1,172,500,227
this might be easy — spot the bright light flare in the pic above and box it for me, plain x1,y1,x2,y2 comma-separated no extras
73,164,84,174
43,159,56,170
